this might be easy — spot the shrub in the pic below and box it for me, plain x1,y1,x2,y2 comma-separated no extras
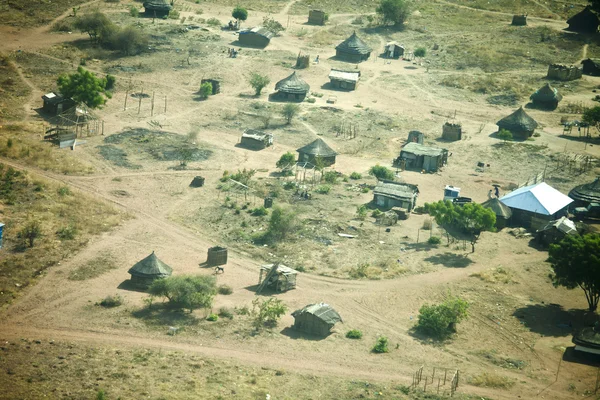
322,171,338,184
416,297,469,339
148,275,217,313
249,73,270,96
422,218,432,230
469,372,515,389
105,74,116,90
99,294,123,308
376,0,410,26
346,329,363,339
251,206,268,216
217,284,233,295
262,16,284,35
235,305,250,315
19,220,42,248
252,298,287,328
57,186,71,196
57,225,77,240
372,336,389,353
52,19,75,32
281,103,299,124
129,6,139,17
206,17,221,26
361,187,369,193
497,129,513,143
356,205,368,220
316,185,331,194
350,172,362,180
428,236,441,245
368,164,395,181
414,47,426,58
108,25,149,56
168,9,180,19
218,307,234,319
206,313,218,321
198,82,212,99
371,209,383,218
264,206,296,242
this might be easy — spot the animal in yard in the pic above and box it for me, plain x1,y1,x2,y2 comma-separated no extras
214,266,224,274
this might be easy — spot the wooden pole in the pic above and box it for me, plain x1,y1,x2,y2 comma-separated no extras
151,91,155,117
444,369,447,385
164,96,167,113
137,89,143,114
124,90,128,110
102,120,104,136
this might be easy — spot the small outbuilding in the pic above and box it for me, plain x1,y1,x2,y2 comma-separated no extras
292,303,342,336
407,130,424,144
274,72,310,102
529,83,562,110
239,26,274,48
373,180,419,211
394,142,449,172
328,69,360,90
481,197,512,229
297,138,337,166
511,14,527,26
547,64,583,81
569,177,600,207
257,264,298,293
189,176,205,187
536,216,578,246
384,42,404,59
496,106,538,138
582,58,600,76
442,122,462,141
308,9,327,25
335,31,372,63
143,0,172,17
41,92,74,116
566,6,599,33
240,129,273,150
128,251,173,289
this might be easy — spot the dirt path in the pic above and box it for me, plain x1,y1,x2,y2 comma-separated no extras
8,59,42,119
278,0,300,16
578,43,589,64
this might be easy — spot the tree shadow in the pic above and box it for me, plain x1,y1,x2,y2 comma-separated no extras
512,303,592,337
361,25,406,35
131,303,201,327
407,326,451,345
280,326,331,340
424,253,473,268
563,346,600,367
243,284,278,296
558,134,599,145
400,242,435,252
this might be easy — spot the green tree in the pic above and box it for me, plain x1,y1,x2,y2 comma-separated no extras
368,164,395,181
356,204,368,220
74,11,116,44
249,73,270,96
262,16,284,35
266,206,297,242
109,25,148,56
57,67,108,108
232,6,248,24
497,129,513,144
276,152,296,176
281,103,300,124
198,82,213,99
20,220,42,248
583,106,600,132
252,297,287,328
416,297,469,339
372,336,389,353
376,0,410,27
414,47,426,58
148,275,217,313
549,234,600,312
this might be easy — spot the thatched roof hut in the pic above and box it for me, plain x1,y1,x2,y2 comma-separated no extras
582,58,600,76
143,0,172,17
292,303,342,336
297,138,337,166
530,83,562,110
567,6,599,33
275,72,310,102
335,31,372,63
496,106,538,138
128,251,173,289
569,177,600,206
481,197,512,229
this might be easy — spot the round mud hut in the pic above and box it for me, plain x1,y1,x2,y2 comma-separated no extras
335,31,372,63
143,0,172,17
496,106,538,138
297,138,337,167
569,177,600,207
128,251,173,289
481,197,512,229
292,303,342,336
274,72,310,102
529,83,562,110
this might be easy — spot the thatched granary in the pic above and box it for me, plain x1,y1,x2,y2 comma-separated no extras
567,6,599,33
569,177,600,207
529,83,562,110
239,26,274,48
128,251,173,289
481,197,512,229
297,138,337,166
511,14,527,26
274,72,310,102
308,9,327,25
582,58,600,76
335,31,372,63
496,107,538,138
143,0,172,17
292,303,342,336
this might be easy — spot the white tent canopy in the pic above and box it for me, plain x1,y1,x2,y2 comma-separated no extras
500,182,573,216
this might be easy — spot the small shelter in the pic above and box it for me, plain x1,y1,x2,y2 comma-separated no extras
207,246,227,266
189,176,205,187
547,64,582,81
569,177,600,207
407,130,424,144
335,31,372,63
573,324,600,355
442,122,462,141
481,197,512,229
511,14,527,26
308,9,327,25
41,92,74,116
274,72,310,102
499,182,574,230
373,180,419,211
297,138,337,166
566,6,599,33
239,26,274,48
258,264,298,293
536,216,578,246
200,78,220,94
384,42,404,59
143,0,172,17
128,251,173,289
496,106,538,138
582,58,600,76
529,83,562,110
394,142,449,172
48,103,102,138
292,303,342,336
240,129,273,150
328,69,360,90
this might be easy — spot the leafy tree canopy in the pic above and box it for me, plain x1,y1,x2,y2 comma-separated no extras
583,106,600,132
148,275,217,312
416,296,469,339
57,66,108,108
376,0,410,26
232,6,248,22
368,164,395,181
276,152,296,169
248,73,270,96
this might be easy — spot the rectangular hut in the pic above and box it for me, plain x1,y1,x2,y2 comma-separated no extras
239,26,274,48
240,129,273,150
308,9,327,25
384,42,404,58
41,92,74,116
373,180,419,211
328,69,360,90
258,264,298,293
547,64,582,81
395,142,448,172
442,122,462,141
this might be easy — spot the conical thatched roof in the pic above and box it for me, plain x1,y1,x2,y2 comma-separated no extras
567,6,599,29
569,177,600,204
128,251,173,277
143,0,172,11
482,197,512,219
496,107,538,131
335,31,372,55
297,138,337,157
530,83,562,104
275,72,310,94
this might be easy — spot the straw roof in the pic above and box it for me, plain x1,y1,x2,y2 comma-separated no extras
567,6,599,26
128,251,173,277
481,197,513,219
530,83,562,104
292,303,342,325
275,72,310,94
569,177,600,204
496,107,538,132
297,138,337,157
143,0,172,11
335,31,372,55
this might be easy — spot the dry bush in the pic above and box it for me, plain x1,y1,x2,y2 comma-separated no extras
468,372,515,389
422,218,432,230
470,267,514,284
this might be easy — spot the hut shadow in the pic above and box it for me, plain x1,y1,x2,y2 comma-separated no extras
117,280,148,293
562,346,600,367
280,326,331,340
234,143,263,151
424,253,473,268
267,93,304,104
524,102,558,111
512,303,592,337
319,82,354,92
488,133,528,143
243,284,278,296
404,66,418,70
558,134,600,145
400,242,435,252
229,40,267,49
131,303,201,326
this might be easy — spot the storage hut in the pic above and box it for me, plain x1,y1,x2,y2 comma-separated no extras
143,0,172,17
499,182,574,230
394,142,448,172
239,26,274,48
200,78,220,94
274,72,310,102
328,69,360,90
189,176,205,187
569,177,600,207
128,251,173,289
373,180,419,211
41,92,74,116
48,103,102,137
442,122,462,141
308,9,327,25
335,32,372,63
481,197,512,229
240,129,273,150
496,107,538,138
512,14,527,26
529,83,562,110
536,216,578,246
292,303,342,336
566,6,599,33
384,42,404,59
547,64,583,81
207,246,227,266
257,264,298,293
582,58,600,76
407,130,424,144
296,138,337,166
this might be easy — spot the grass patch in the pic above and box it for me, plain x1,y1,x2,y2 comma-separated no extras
0,0,87,26
473,349,527,370
0,57,31,121
98,294,123,308
346,329,363,339
469,267,515,284
217,284,233,295
468,372,515,389
68,254,117,281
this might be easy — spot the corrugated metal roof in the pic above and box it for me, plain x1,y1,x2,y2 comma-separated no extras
374,181,418,200
537,216,577,234
500,182,573,215
329,69,360,83
260,264,298,275
401,142,447,157
242,129,272,141
240,26,274,39
292,303,342,324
